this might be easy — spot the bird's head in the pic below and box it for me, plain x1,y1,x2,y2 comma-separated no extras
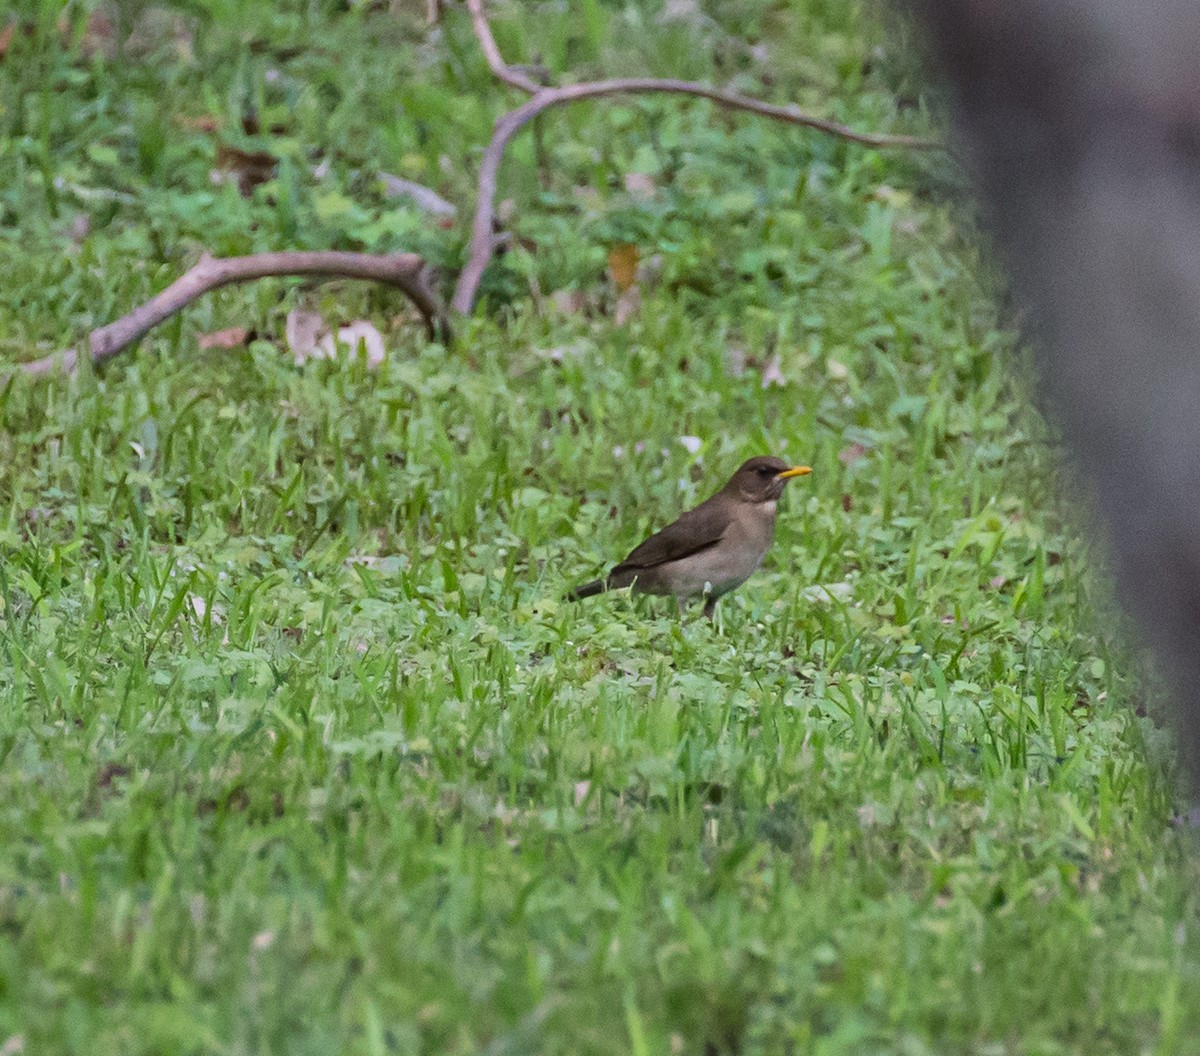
728,456,812,503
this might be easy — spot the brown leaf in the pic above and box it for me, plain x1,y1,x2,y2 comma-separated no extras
197,326,249,350
607,243,640,292
215,145,277,196
0,23,15,60
988,575,1008,590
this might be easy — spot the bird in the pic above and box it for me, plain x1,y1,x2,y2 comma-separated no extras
566,456,812,619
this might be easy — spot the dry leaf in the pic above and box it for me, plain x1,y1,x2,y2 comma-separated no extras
289,312,387,369
614,286,642,327
197,326,248,350
214,145,277,196
317,321,386,368
573,781,590,807
0,23,15,60
607,243,640,292
285,309,325,361
838,442,869,465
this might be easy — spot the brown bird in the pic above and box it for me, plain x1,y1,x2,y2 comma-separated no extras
567,456,812,618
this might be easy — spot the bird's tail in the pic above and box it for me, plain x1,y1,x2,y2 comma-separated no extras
565,579,606,602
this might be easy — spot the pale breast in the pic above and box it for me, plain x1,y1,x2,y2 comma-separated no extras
647,502,777,600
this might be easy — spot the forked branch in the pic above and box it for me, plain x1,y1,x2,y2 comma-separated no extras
451,0,946,315
466,0,540,94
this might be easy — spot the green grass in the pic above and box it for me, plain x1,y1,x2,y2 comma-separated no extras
0,0,1198,1053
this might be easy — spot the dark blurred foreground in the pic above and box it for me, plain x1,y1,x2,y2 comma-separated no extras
911,0,1200,779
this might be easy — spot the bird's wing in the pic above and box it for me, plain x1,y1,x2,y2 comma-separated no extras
611,497,730,573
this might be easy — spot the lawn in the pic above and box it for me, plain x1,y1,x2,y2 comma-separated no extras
0,1,1198,1053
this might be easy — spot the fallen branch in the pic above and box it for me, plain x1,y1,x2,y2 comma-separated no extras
16,2,944,379
18,251,448,378
452,78,944,314
466,0,539,94
451,0,946,316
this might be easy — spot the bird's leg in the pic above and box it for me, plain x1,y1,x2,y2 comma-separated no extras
676,596,687,619
703,596,717,621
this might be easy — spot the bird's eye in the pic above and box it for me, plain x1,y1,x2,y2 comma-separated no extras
758,466,773,475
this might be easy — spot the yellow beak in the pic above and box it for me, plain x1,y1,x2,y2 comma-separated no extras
776,466,813,480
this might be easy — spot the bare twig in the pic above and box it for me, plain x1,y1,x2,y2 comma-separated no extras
451,76,945,315
17,251,448,378
466,0,540,94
